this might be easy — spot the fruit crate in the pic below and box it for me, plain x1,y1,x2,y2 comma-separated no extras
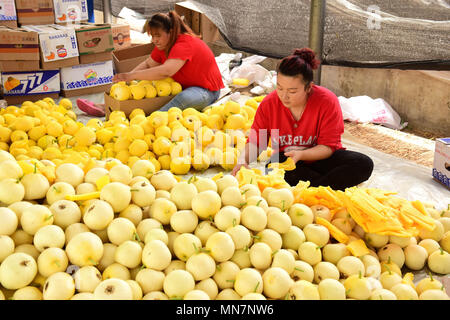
104,92,175,119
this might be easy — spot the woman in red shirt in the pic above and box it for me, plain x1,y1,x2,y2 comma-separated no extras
232,48,373,191
112,11,224,111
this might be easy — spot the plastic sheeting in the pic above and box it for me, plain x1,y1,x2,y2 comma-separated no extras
96,0,450,68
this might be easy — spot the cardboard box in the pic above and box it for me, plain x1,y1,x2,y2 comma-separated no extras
432,138,450,189
104,92,174,119
112,23,131,51
60,60,113,91
0,0,18,28
61,83,111,98
70,23,114,64
52,0,88,24
174,1,220,43
0,26,39,61
112,43,154,74
3,92,59,104
1,69,60,104
15,0,55,26
0,60,40,72
22,24,79,69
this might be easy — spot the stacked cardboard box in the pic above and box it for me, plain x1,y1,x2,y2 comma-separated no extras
0,26,58,104
71,23,114,64
22,24,79,69
52,0,88,24
111,23,131,51
0,0,18,28
61,60,113,97
0,26,40,72
433,138,450,190
15,0,55,26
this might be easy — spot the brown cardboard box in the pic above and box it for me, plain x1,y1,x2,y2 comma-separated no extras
112,43,154,74
0,26,39,61
111,23,131,51
21,24,80,70
432,138,450,190
15,0,55,26
53,0,88,24
79,52,112,64
4,92,59,105
0,0,17,28
0,20,18,28
174,1,220,43
104,92,174,119
0,60,39,72
72,23,114,63
62,83,112,98
41,56,79,70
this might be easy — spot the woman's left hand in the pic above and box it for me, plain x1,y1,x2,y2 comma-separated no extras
284,149,303,164
112,72,131,83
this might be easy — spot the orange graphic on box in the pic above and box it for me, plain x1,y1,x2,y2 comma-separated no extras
4,77,21,91
45,51,56,60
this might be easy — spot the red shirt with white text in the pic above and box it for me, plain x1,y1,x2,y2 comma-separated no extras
248,85,344,155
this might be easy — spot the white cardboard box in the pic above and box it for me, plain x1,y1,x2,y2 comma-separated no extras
0,0,17,23
22,24,79,63
60,60,113,90
433,138,450,189
1,70,60,95
53,0,88,23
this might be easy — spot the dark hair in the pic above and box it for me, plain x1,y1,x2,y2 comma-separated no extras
144,11,199,53
277,48,320,88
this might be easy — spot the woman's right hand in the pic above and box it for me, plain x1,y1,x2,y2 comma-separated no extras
231,163,249,176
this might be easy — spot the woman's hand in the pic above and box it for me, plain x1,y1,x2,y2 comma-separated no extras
283,149,303,164
112,72,131,83
231,163,249,176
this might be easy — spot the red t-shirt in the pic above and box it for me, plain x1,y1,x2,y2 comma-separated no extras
151,34,224,91
248,85,344,155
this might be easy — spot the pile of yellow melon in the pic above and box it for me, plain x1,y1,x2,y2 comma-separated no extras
110,78,183,101
0,95,266,177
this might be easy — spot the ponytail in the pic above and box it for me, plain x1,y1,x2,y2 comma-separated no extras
144,11,199,53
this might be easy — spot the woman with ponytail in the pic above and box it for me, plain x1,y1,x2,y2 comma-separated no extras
112,11,224,111
232,48,374,191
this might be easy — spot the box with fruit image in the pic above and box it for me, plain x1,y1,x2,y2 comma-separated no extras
22,24,79,69
0,0,17,27
15,0,55,26
111,23,131,51
53,0,88,24
433,138,450,189
104,79,184,119
70,23,114,64
1,69,60,104
60,60,113,97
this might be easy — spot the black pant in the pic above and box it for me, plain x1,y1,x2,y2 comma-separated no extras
266,149,374,191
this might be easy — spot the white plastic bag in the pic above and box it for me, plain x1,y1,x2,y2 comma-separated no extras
229,55,273,89
338,95,408,130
